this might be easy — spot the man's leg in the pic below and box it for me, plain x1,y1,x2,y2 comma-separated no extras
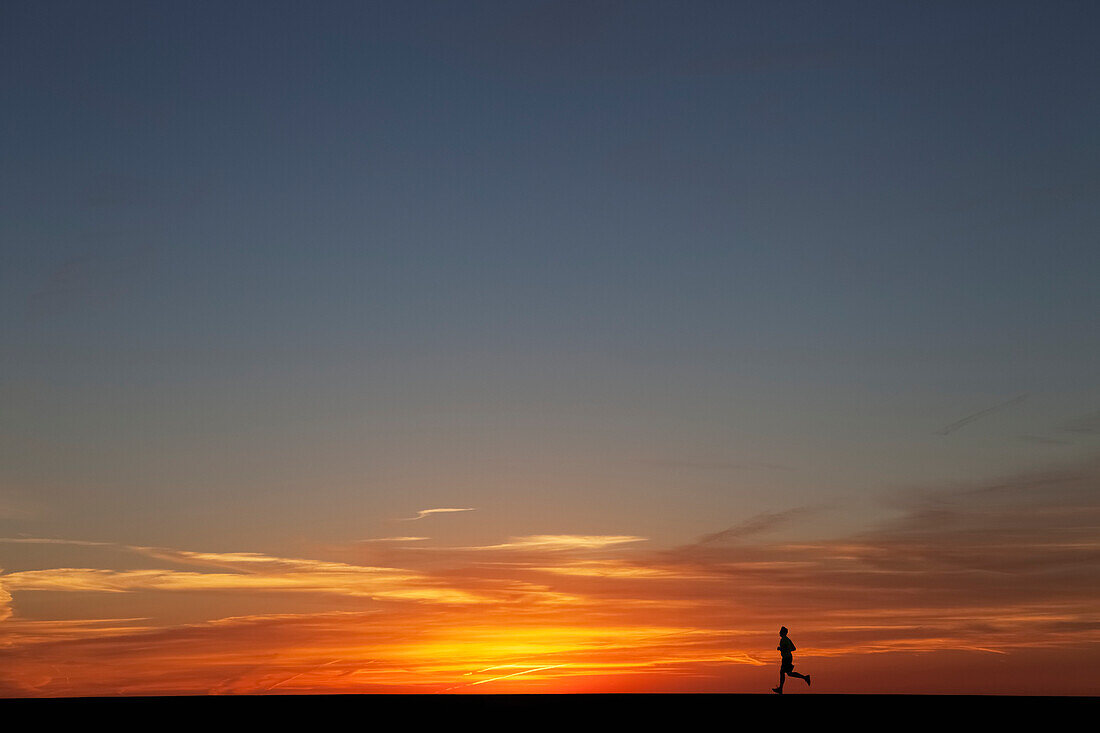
787,671,809,684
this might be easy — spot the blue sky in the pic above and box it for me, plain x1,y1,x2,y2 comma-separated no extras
2,1,1098,552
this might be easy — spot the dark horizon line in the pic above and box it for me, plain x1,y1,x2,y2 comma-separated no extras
5,692,1097,701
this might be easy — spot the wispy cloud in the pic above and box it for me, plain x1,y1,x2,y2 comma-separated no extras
1019,434,1073,446
936,394,1027,435
393,508,475,522
1061,409,1100,435
0,537,113,547
692,508,821,546
0,502,37,521
1,546,492,605
530,560,690,578
465,535,646,551
27,242,155,320
443,663,568,691
639,459,789,471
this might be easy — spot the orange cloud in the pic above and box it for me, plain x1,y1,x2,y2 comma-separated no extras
463,535,647,551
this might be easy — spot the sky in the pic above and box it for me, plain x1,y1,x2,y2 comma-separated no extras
1,1,1098,696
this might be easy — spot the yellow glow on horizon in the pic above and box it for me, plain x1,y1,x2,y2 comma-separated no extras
390,623,696,666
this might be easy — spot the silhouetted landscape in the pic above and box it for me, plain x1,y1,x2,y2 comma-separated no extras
7,694,1097,726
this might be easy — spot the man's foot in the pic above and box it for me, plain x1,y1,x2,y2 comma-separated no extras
805,675,811,686
772,687,782,694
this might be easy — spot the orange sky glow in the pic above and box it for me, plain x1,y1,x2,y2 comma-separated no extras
3,466,1098,697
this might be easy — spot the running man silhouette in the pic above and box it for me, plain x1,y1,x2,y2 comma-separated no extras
772,626,811,694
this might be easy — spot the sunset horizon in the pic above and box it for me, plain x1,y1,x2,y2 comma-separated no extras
4,459,1098,696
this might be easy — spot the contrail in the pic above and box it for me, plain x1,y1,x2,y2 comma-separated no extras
264,659,345,691
936,394,1027,435
441,664,567,691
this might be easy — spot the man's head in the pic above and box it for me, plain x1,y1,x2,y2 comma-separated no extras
779,626,788,636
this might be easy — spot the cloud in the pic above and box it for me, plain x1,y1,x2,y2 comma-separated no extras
1019,434,1073,446
0,546,491,605
442,663,568,691
529,560,690,579
0,617,152,645
1061,409,1100,435
393,508,475,522
936,394,1027,435
0,538,113,547
0,577,10,622
1,567,488,605
466,535,646,551
639,459,790,471
0,502,37,521
26,242,155,320
693,508,821,546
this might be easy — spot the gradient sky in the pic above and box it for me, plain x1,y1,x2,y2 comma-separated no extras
2,1,1099,696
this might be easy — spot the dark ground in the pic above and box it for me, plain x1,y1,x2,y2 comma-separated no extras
3,693,1096,727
